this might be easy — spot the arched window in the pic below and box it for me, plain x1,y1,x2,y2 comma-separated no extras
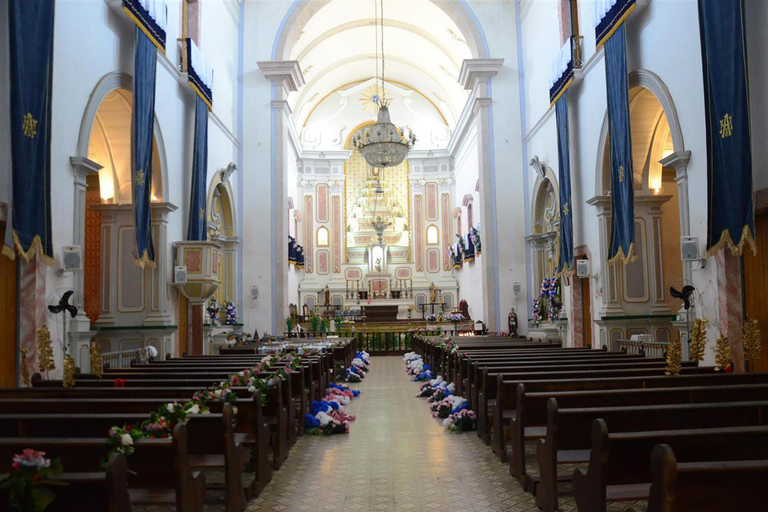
426,225,439,245
467,202,474,230
317,226,329,247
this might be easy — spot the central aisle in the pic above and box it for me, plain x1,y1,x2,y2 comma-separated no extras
246,355,540,511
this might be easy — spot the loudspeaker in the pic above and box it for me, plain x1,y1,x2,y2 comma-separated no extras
513,282,521,294
681,236,699,261
251,286,259,299
174,266,187,284
62,246,82,271
576,259,590,278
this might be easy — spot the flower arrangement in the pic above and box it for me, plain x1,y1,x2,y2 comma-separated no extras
225,301,237,325
0,449,64,512
431,395,467,419
304,383,362,435
447,313,465,322
426,314,438,322
444,409,476,432
537,277,562,321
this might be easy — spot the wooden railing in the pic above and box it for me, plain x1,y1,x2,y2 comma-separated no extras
283,328,467,353
101,347,155,369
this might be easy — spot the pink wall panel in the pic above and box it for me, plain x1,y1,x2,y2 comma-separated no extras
414,195,423,271
317,184,328,223
332,195,341,272
305,196,313,273
426,182,438,221
441,193,451,270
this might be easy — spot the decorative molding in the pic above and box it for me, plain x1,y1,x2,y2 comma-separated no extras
458,58,504,93
258,60,305,96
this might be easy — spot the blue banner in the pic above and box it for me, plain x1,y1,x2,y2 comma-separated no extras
699,0,755,256
187,96,208,241
184,38,213,110
555,94,574,276
464,234,475,263
549,38,574,107
289,236,297,265
132,28,158,266
604,24,635,265
595,0,636,50
296,244,304,269
5,0,55,262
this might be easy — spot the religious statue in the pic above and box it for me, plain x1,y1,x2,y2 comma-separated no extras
429,282,437,304
375,258,382,273
508,308,518,337
324,285,330,306
303,303,309,318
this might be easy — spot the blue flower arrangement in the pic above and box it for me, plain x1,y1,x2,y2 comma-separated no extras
225,300,237,325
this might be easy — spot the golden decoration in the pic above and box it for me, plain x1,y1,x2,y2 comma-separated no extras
136,169,145,186
36,326,56,373
20,347,31,387
90,341,104,378
714,335,731,371
743,318,762,362
665,337,683,376
618,164,625,183
358,85,391,114
199,207,205,221
719,113,733,138
689,318,708,362
63,354,76,388
22,113,38,138
562,202,569,216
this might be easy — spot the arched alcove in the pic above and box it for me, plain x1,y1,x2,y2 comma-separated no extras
528,168,559,291
591,70,686,348
207,173,239,304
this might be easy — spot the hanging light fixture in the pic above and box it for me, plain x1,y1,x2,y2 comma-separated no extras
352,0,416,168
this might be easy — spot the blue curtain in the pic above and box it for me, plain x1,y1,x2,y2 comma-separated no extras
604,24,635,264
289,236,297,265
6,0,55,262
132,28,158,265
555,93,574,275
187,96,208,241
464,234,475,263
698,0,755,256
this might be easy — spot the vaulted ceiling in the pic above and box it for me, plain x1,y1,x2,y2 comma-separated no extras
286,0,475,131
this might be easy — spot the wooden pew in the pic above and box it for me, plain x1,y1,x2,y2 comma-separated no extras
507,379,768,485
535,399,768,512
474,362,705,444
644,444,768,512
0,446,131,512
572,421,768,512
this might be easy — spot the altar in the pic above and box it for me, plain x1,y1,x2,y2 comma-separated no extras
360,299,415,321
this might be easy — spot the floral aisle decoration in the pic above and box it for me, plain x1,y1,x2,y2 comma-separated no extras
105,353,300,462
225,301,238,325
447,313,465,322
431,395,468,419
689,318,708,362
714,336,732,372
304,383,362,436
403,352,432,380
0,449,65,512
345,351,371,382
443,409,477,432
426,313,438,322
36,326,55,375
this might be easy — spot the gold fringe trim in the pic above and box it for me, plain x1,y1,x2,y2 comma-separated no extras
555,264,576,281
606,242,636,266
2,231,54,265
550,76,573,108
133,248,157,269
188,81,213,111
123,6,167,54
596,3,637,51
705,224,757,259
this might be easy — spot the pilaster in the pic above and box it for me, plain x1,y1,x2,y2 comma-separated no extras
661,150,692,284
70,157,102,309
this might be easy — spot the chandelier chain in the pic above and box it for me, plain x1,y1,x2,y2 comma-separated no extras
374,0,379,101
380,0,385,98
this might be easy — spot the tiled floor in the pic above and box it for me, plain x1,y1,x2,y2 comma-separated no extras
245,356,643,512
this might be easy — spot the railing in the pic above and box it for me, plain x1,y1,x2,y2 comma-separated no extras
283,328,467,353
618,339,669,358
101,347,155,369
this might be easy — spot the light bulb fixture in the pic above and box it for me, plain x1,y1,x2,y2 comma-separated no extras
351,0,416,168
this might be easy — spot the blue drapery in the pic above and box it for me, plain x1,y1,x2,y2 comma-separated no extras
595,0,637,50
289,236,297,265
555,93,574,276
5,0,55,262
187,96,208,241
698,0,755,256
604,24,635,265
132,28,158,265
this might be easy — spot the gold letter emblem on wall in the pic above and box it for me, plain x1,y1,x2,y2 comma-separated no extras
136,169,145,186
22,113,38,138
618,165,625,183
719,113,733,138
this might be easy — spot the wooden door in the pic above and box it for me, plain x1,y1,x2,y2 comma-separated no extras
0,226,18,387
744,212,768,372
178,292,188,356
581,276,592,348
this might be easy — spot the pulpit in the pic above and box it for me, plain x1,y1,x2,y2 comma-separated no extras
173,241,222,355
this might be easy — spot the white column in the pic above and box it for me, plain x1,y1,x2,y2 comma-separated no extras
459,58,504,330
258,61,305,332
661,151,692,285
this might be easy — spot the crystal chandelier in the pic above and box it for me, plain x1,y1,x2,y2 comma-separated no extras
351,0,416,168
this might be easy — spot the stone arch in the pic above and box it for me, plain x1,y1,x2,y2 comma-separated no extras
207,171,239,304
530,165,560,235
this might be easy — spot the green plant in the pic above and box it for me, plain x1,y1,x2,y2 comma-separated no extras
0,450,65,512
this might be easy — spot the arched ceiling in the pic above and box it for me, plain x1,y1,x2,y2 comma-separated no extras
287,0,474,136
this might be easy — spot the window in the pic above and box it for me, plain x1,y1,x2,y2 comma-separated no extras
559,0,580,44
317,226,329,247
182,0,200,46
467,202,474,230
426,225,439,245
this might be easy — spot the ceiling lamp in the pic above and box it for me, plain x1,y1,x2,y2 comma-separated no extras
351,0,416,168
